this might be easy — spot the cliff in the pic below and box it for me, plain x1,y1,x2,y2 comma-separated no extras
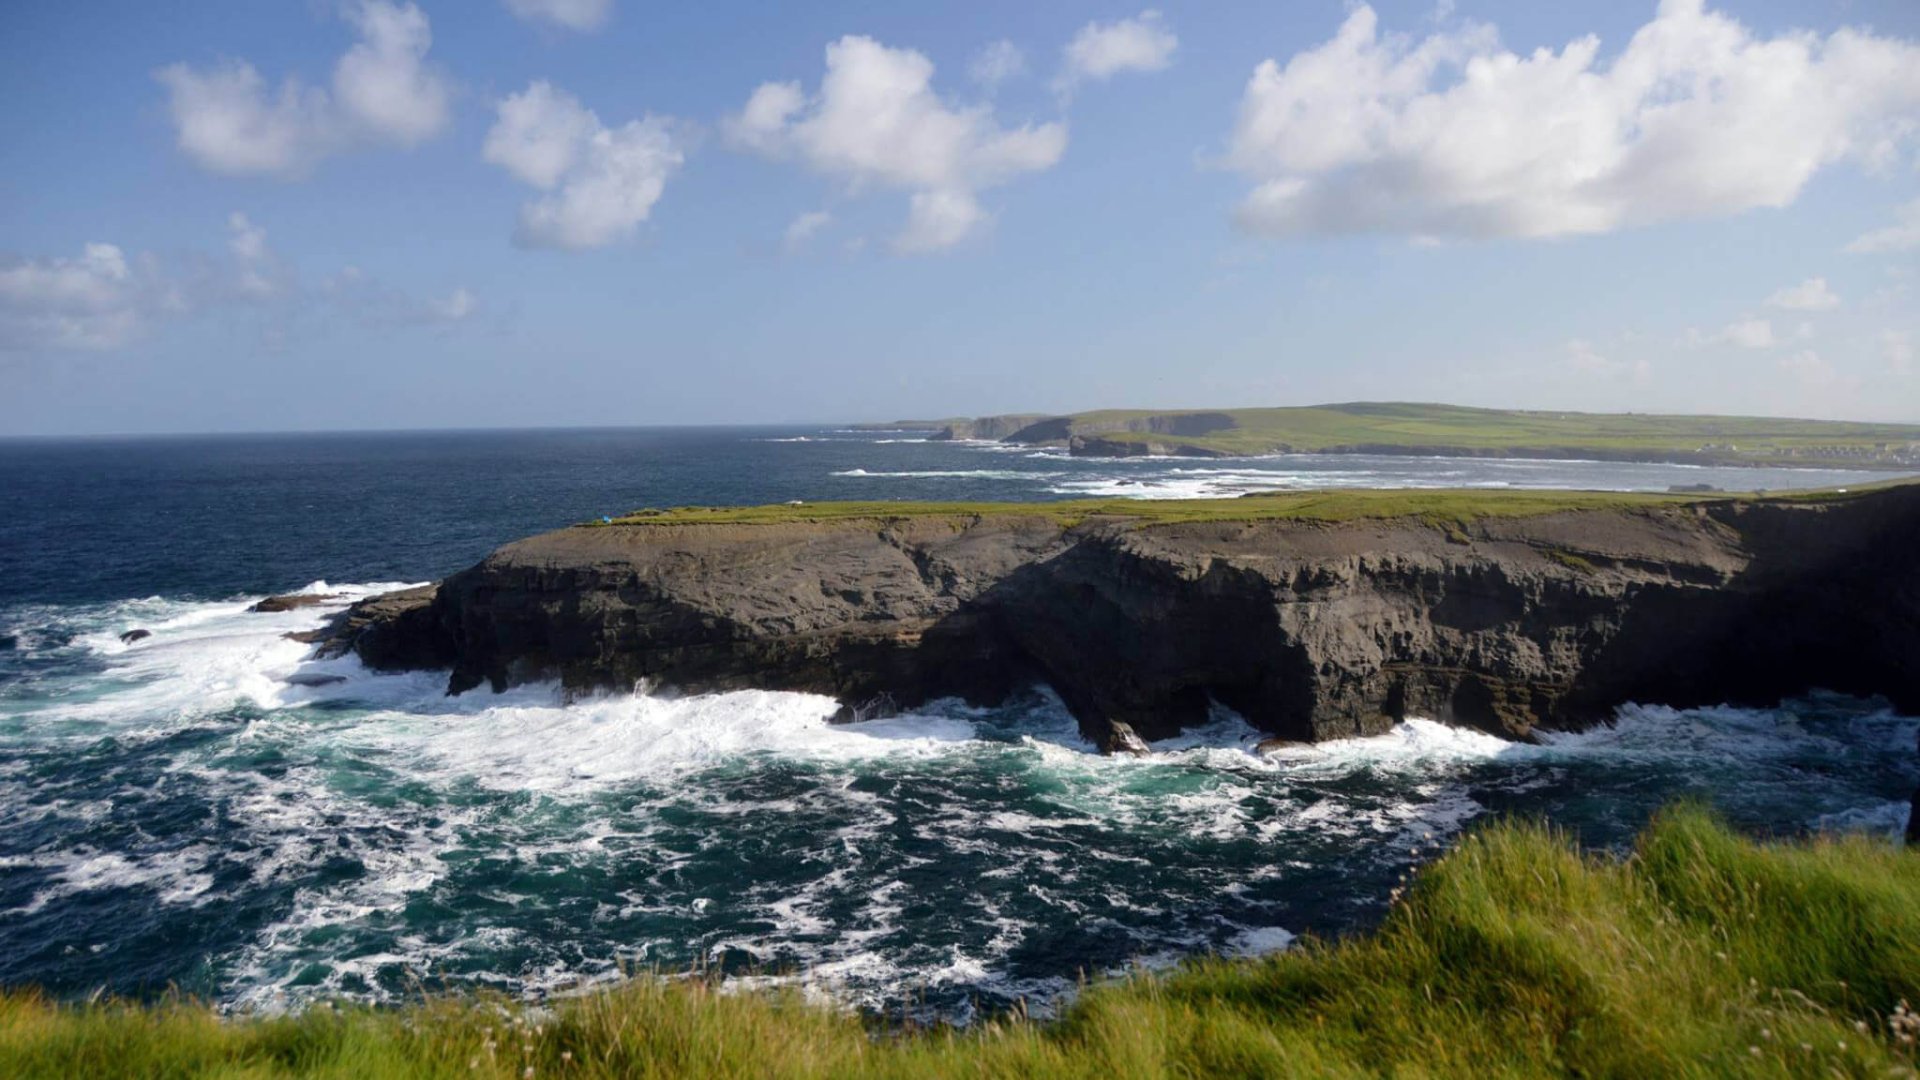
318,485,1920,749
893,403,1920,468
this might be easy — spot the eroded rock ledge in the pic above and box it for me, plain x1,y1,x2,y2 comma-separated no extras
313,486,1920,747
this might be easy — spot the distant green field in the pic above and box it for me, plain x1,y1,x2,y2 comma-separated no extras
5,807,1916,1078
590,481,1907,530
927,402,1920,466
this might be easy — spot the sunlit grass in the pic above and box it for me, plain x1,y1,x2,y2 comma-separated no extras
1038,402,1920,461
588,481,1901,529
4,807,1917,1077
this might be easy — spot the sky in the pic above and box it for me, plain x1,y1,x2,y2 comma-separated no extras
1,0,1918,436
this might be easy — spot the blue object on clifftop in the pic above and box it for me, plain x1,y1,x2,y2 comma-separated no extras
603,516,612,524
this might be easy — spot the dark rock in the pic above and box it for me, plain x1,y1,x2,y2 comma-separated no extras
1254,737,1308,755
251,593,340,613
1102,721,1152,756
119,629,152,645
321,485,1920,750
283,672,348,687
303,585,444,668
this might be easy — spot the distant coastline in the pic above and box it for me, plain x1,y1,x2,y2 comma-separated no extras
857,401,1920,470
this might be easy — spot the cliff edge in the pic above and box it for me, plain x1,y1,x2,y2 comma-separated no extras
316,485,1920,748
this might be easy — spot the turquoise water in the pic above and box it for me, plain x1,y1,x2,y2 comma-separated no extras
0,428,1913,1020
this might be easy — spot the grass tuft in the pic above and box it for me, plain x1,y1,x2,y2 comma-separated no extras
3,807,1917,1077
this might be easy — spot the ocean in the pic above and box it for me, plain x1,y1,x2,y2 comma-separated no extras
1,426,1914,1021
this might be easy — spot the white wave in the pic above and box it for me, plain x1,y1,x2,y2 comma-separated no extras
832,468,1060,481
344,690,981,794
1224,925,1296,956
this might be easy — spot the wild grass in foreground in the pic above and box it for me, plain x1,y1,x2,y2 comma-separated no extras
3,807,1916,1078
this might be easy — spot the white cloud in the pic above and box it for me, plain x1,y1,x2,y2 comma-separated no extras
897,190,988,254
427,287,478,321
1881,329,1914,375
1565,338,1650,382
1226,1,1920,240
1705,317,1775,349
227,212,280,297
1845,198,1920,254
783,210,833,251
504,0,611,33
724,36,1067,253
0,244,147,350
331,0,451,145
156,1,450,178
1766,277,1840,311
1,218,475,352
1777,348,1853,390
485,81,685,250
483,80,600,189
1060,11,1177,88
970,40,1026,90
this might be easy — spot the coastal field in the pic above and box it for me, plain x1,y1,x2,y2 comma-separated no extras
596,479,1901,528
894,403,1920,466
3,807,1914,1078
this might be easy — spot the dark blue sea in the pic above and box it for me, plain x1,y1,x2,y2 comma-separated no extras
1,427,1914,1019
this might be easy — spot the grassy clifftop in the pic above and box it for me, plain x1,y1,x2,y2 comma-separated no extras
4,808,1916,1078
910,402,1920,465
591,481,1907,529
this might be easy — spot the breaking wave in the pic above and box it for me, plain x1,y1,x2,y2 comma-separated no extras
0,589,1913,1020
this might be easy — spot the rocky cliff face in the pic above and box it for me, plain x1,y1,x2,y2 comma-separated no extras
324,486,1920,748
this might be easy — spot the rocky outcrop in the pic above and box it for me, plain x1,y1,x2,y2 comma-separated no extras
319,485,1920,749
1005,413,1241,451
930,415,1054,441
119,629,151,645
251,593,340,613
1068,436,1233,458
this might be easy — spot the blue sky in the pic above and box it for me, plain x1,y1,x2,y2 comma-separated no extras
1,0,1917,435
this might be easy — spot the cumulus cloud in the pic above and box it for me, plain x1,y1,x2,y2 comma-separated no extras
484,80,685,250
724,36,1067,253
1060,10,1177,89
226,212,282,297
1,218,474,352
1846,198,1920,254
783,210,833,251
0,244,150,350
970,40,1026,90
1766,277,1840,311
504,0,611,33
1225,0,1920,241
156,1,450,178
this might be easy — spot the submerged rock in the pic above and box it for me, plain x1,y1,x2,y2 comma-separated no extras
119,629,152,645
283,672,348,687
311,485,1920,750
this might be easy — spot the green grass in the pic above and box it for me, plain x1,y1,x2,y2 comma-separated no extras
956,402,1920,464
587,482,1904,530
5,807,1917,1078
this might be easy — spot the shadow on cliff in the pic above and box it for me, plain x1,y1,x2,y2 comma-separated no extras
1558,497,1920,726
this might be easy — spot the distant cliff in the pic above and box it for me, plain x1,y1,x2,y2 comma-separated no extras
318,485,1920,750
879,403,1920,468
